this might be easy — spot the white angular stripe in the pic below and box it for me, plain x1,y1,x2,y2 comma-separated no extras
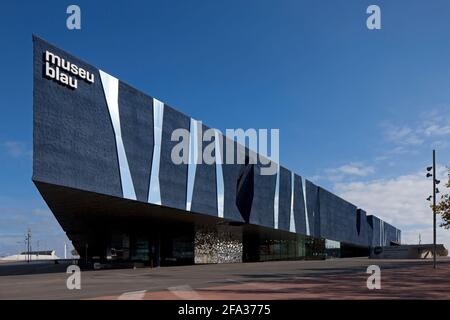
148,98,164,205
99,70,136,200
379,220,381,246
302,177,310,236
186,119,199,211
379,220,383,246
289,172,296,233
215,130,224,218
273,164,280,229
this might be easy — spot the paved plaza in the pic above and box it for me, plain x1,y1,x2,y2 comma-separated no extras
0,258,449,300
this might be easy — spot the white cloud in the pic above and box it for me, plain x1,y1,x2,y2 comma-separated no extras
374,110,450,166
424,124,450,136
383,125,424,146
2,141,32,158
335,163,375,177
380,111,450,151
333,166,450,252
318,162,375,183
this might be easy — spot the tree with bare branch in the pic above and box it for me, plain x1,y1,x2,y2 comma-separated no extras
436,168,450,229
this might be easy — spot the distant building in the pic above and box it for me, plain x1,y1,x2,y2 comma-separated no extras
370,244,447,259
0,250,59,261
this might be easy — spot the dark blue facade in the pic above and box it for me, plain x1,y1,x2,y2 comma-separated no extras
159,107,190,210
367,215,401,247
33,36,401,253
118,82,154,202
293,174,307,235
33,38,123,198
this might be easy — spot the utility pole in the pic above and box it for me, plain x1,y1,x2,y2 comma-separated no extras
26,229,32,263
432,150,437,269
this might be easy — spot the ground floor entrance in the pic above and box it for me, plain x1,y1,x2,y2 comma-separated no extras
82,222,331,266
35,181,369,266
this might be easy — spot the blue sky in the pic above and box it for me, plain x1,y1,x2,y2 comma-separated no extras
1,0,450,256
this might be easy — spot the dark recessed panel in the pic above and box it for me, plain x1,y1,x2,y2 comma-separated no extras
277,166,291,231
305,180,320,238
356,209,369,247
367,215,380,247
222,139,245,223
235,163,254,223
293,174,307,235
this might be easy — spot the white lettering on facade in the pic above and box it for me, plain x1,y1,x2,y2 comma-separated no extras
44,50,94,89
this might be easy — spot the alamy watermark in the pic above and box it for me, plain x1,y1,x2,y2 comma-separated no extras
170,124,279,176
66,265,81,290
66,5,81,30
366,265,381,290
366,5,381,30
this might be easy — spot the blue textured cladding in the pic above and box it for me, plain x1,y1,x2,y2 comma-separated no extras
33,36,402,248
367,215,379,246
222,139,245,223
118,82,154,202
303,180,401,247
356,209,369,247
191,124,218,217
33,37,122,197
367,215,401,246
305,180,320,238
396,229,402,243
384,221,400,245
159,106,189,210
249,164,276,229
319,188,359,244
277,167,291,231
293,174,307,234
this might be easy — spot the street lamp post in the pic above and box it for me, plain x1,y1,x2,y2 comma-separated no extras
432,150,436,269
426,150,439,269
